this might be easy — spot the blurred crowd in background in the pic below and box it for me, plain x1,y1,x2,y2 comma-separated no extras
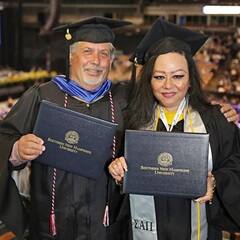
1,28,240,125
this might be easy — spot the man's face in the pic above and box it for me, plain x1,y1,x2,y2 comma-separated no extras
70,42,113,90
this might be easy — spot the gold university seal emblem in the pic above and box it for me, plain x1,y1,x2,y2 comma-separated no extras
158,152,173,167
65,131,79,145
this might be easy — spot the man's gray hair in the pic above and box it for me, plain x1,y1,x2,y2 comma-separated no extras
70,42,115,60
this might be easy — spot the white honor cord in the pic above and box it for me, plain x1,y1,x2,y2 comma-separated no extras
159,97,187,132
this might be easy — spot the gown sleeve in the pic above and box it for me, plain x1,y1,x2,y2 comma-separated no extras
204,106,240,232
0,84,41,238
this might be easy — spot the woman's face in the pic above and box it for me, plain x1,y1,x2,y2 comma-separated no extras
151,52,190,111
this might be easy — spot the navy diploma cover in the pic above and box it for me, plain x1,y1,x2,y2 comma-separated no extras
33,100,117,179
123,130,209,198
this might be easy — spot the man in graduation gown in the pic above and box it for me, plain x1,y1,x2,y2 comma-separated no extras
0,16,131,239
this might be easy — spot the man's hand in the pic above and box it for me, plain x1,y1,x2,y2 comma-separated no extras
211,100,239,123
18,134,45,161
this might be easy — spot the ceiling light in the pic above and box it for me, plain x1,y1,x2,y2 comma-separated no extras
203,5,240,15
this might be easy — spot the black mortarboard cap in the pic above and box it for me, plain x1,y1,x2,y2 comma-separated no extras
53,16,132,44
131,18,208,65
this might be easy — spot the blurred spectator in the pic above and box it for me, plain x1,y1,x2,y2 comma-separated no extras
0,97,15,120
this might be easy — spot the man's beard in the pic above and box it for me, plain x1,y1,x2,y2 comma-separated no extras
83,66,108,86
83,75,106,86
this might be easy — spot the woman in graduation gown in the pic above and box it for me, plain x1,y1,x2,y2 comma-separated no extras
109,18,240,240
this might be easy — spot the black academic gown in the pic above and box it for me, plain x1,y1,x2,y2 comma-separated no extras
0,81,130,240
128,106,240,240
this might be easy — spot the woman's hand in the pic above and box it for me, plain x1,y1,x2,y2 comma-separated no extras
108,157,128,182
18,133,45,161
195,171,216,204
211,100,239,123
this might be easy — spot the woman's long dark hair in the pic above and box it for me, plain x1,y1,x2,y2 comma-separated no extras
126,37,210,130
